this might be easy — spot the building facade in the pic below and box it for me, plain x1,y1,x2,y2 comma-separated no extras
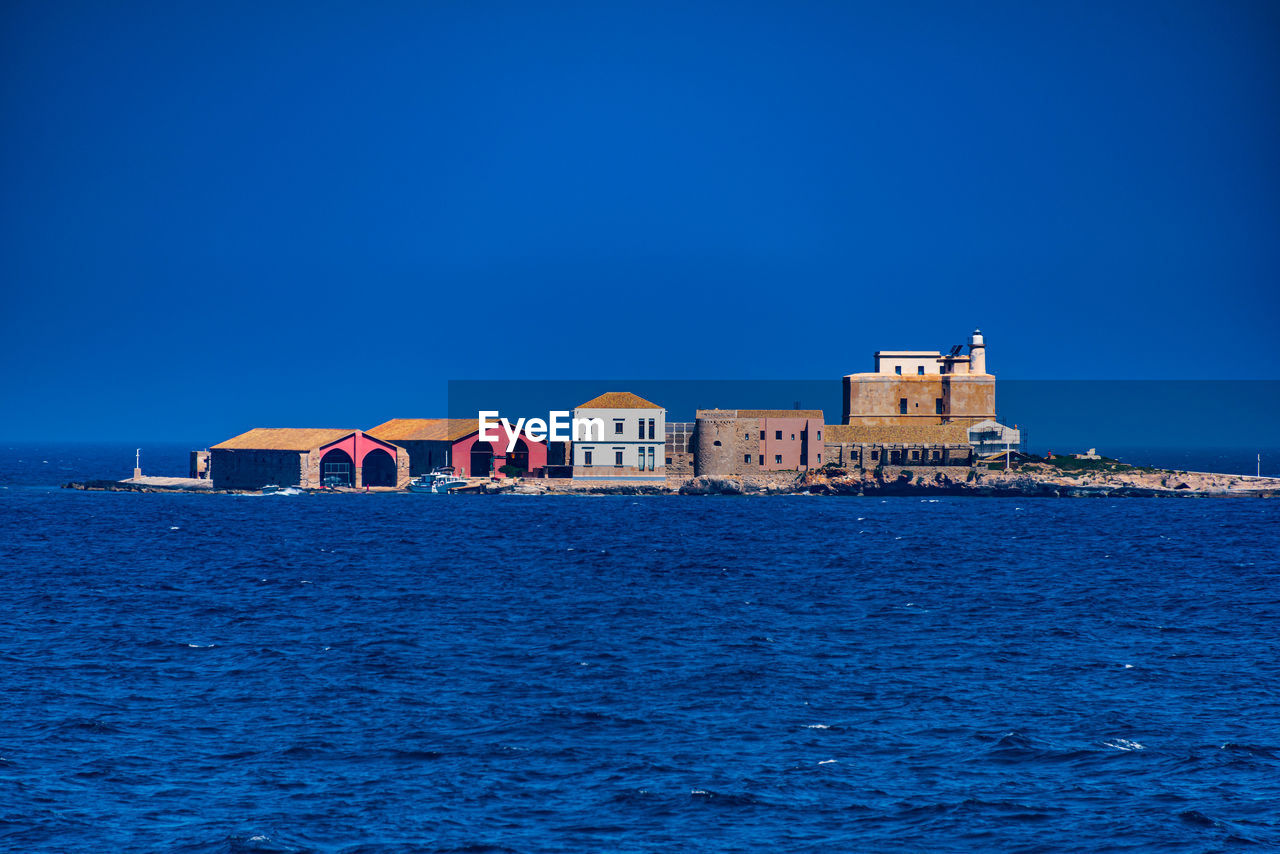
967,419,1023,457
664,422,695,475
571,392,665,480
823,424,974,469
210,428,410,490
368,418,548,479
693,409,825,476
843,329,997,434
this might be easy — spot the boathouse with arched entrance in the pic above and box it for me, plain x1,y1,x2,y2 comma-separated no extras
209,428,410,490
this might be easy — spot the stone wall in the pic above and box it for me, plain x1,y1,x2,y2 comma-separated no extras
392,450,411,488
189,450,211,480
572,464,666,479
693,411,823,476
394,439,454,475
665,422,695,474
210,449,304,490
843,374,995,426
693,411,748,476
824,442,973,469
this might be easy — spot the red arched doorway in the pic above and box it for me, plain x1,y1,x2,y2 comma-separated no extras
362,448,397,487
320,448,353,487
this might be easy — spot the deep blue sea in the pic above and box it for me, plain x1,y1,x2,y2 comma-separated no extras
2,446,1279,853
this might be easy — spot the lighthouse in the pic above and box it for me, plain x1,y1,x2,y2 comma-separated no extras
969,329,987,375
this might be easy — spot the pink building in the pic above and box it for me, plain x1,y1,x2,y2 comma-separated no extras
368,418,548,479
693,409,825,476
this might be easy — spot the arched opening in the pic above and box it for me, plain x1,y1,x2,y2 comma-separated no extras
470,442,493,478
362,448,396,487
506,438,529,474
320,448,354,488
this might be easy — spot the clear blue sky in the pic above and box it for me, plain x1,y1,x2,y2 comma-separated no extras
2,1,1277,441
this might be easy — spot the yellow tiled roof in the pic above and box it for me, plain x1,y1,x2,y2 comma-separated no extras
575,391,662,410
367,418,478,442
695,409,823,419
211,428,356,451
736,409,824,419
824,423,970,444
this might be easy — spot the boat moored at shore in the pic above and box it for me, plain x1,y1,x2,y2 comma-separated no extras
407,468,468,494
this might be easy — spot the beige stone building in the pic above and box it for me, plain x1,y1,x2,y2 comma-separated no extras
692,409,825,476
843,329,996,433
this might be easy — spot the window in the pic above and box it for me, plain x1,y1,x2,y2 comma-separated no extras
871,450,879,461
932,450,941,460
911,450,920,460
648,447,655,469
775,430,782,440
899,398,908,414
615,450,624,466
817,453,822,462
323,460,350,483
648,419,655,440
713,440,722,447
775,454,782,464
935,398,944,415
584,450,593,466
895,365,902,375
758,456,764,466
917,365,925,375
744,454,752,464
665,457,672,466
613,419,624,435
852,450,859,460
817,430,822,441
759,430,765,440
791,433,796,440
744,432,750,440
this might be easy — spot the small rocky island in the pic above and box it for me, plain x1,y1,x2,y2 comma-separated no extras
478,455,1277,498
64,453,1277,498
795,455,1278,498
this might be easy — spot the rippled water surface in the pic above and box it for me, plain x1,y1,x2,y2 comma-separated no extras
2,480,1278,852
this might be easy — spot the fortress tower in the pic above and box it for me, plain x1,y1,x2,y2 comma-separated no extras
841,328,997,433
694,410,741,476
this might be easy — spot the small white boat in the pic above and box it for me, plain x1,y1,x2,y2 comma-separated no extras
261,484,304,496
407,468,468,494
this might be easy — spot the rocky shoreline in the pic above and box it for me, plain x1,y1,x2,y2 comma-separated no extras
494,464,1279,498
63,463,1279,498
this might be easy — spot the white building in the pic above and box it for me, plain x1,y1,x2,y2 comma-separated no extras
968,419,1022,457
571,392,665,480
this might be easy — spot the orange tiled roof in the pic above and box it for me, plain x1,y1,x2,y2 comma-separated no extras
736,409,824,419
575,391,662,410
695,409,823,419
211,428,356,451
367,418,478,442
824,423,970,443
